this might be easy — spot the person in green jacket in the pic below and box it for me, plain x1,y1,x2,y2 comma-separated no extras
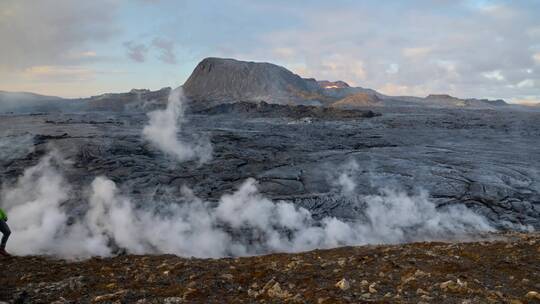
0,207,10,256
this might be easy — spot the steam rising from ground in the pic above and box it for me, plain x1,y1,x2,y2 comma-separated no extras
142,87,212,163
0,153,496,258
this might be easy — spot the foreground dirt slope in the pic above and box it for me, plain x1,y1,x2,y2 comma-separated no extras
1,233,539,303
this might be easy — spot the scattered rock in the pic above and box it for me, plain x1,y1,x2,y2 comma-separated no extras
50,298,69,304
267,282,291,299
440,279,468,293
526,291,540,300
106,283,117,289
421,294,434,301
369,282,377,293
335,278,350,291
247,289,259,298
290,293,304,303
417,288,429,295
163,297,184,304
92,290,128,303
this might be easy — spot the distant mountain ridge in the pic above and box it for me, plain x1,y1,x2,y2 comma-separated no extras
0,88,172,113
422,94,508,108
0,90,64,100
183,57,327,106
182,58,509,109
0,91,67,112
0,57,520,113
82,87,171,111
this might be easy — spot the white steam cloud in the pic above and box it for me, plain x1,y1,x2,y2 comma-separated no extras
0,153,498,259
333,159,360,196
0,152,72,254
142,87,212,163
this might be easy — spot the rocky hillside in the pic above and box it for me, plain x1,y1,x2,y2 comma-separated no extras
0,91,68,113
423,94,508,108
1,232,539,303
193,101,379,119
183,58,327,105
83,87,171,111
0,88,172,113
330,92,382,108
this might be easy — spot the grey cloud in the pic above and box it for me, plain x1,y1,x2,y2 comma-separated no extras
123,41,149,63
152,38,177,64
0,0,119,69
122,38,177,64
1,0,538,102
210,1,540,101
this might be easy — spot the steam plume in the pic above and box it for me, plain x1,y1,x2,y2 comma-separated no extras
0,153,499,259
142,87,212,163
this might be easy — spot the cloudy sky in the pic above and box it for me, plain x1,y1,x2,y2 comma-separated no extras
0,0,539,103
